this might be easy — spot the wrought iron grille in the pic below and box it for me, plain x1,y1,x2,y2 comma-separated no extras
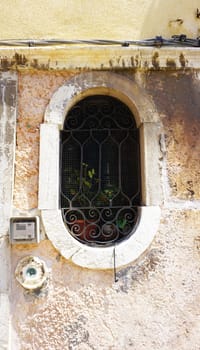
60,95,141,246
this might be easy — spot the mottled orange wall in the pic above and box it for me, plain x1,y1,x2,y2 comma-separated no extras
14,71,77,209
144,70,200,200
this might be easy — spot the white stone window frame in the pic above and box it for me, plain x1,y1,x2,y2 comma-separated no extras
39,71,162,269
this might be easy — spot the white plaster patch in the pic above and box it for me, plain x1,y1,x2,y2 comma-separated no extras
0,294,10,350
0,238,10,292
39,124,59,209
45,84,80,125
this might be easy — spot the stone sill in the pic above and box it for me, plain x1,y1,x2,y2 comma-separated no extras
41,206,161,269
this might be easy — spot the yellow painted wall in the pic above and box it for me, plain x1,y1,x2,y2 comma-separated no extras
0,0,200,40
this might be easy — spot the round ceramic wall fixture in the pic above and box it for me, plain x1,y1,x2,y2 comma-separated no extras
15,256,49,290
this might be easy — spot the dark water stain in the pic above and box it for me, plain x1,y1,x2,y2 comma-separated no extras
115,248,162,293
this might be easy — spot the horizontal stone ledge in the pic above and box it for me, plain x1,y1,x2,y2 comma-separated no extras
0,46,200,70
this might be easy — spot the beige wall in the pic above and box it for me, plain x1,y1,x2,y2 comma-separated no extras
1,0,200,40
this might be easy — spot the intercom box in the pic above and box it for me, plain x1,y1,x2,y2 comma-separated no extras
10,216,40,243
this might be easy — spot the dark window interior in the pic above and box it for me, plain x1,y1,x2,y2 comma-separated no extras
60,95,141,246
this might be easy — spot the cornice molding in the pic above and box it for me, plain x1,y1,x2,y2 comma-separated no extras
0,46,200,70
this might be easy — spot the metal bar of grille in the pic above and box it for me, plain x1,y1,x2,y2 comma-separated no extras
113,247,118,283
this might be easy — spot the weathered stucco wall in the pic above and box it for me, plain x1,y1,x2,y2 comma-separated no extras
0,0,200,40
10,208,200,350
9,68,200,349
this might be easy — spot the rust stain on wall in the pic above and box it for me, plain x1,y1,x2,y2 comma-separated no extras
152,52,160,69
0,50,190,71
0,53,28,70
179,53,187,68
0,53,49,70
166,58,176,68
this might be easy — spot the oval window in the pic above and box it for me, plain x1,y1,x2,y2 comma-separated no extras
60,95,141,246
